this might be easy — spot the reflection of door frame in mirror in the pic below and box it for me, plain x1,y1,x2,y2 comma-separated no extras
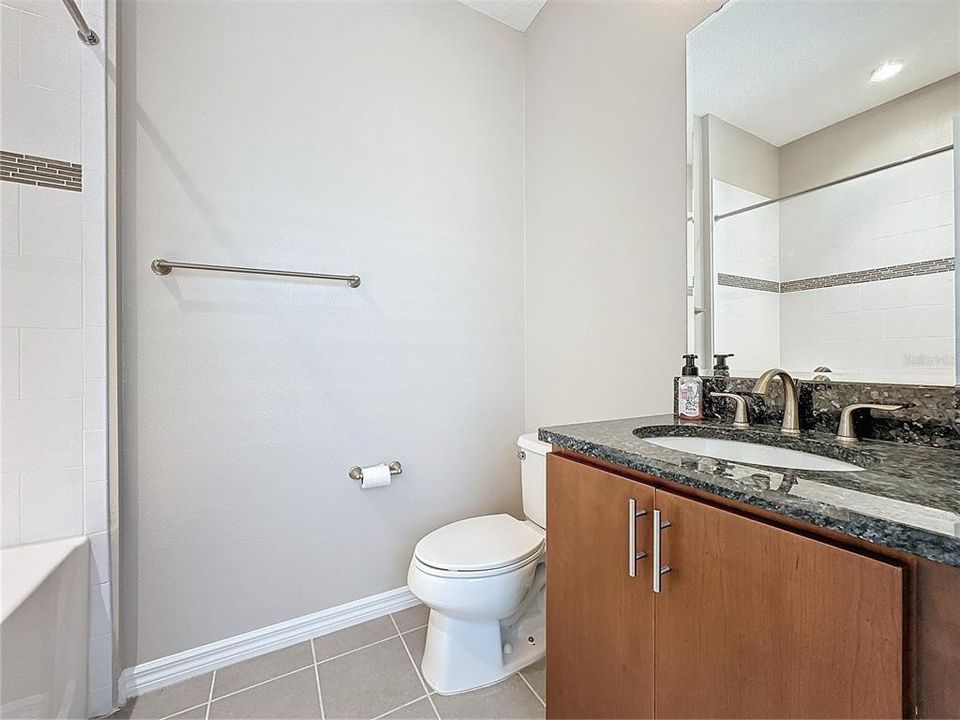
690,114,714,366
954,115,959,386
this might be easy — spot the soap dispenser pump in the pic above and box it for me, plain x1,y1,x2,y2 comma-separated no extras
713,353,735,377
678,354,704,420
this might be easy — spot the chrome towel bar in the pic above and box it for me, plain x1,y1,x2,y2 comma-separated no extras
349,462,402,481
151,259,361,287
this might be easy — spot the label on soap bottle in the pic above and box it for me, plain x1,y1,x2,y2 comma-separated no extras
678,377,703,420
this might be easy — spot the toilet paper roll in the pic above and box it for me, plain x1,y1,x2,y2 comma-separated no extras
360,463,392,489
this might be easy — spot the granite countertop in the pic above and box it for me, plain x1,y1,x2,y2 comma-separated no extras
540,415,960,568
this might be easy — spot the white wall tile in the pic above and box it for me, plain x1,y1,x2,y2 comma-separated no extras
83,429,106,484
883,305,955,339
814,284,859,314
88,580,111,636
87,631,112,698
82,377,105,430
20,327,83,398
18,9,80,95
1,254,82,328
83,325,106,377
1,182,19,254
19,466,83,542
2,327,19,399
1,473,20,546
83,480,106,534
16,83,81,162
83,275,106,326
1,5,19,87
0,80,22,149
19,184,82,259
81,176,104,224
1,398,83,472
81,221,106,274
87,530,109,585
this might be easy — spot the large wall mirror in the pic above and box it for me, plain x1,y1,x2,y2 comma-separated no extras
686,0,959,385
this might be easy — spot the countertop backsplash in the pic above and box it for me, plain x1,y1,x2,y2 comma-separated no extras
675,376,960,450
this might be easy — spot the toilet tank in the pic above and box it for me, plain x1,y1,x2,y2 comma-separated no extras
518,433,551,529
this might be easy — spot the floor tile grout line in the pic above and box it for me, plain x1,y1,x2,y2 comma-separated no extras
159,701,208,720
204,670,216,720
316,631,399,665
517,669,545,708
370,693,431,720
310,635,326,720
209,664,316,704
390,614,441,720
400,623,427,635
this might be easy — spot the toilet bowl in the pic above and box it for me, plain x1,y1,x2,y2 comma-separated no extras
406,434,550,695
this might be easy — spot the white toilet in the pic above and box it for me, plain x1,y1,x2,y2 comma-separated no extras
407,433,550,695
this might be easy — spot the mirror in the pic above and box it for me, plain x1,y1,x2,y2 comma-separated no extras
686,0,959,385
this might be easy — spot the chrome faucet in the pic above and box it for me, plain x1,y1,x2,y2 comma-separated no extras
752,369,801,436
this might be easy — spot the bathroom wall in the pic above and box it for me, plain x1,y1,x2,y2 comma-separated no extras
523,0,724,431
778,149,955,383
777,75,958,384
711,179,780,376
0,0,112,714
780,74,960,196
119,0,524,665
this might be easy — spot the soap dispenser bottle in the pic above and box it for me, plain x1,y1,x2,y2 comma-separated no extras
678,354,704,420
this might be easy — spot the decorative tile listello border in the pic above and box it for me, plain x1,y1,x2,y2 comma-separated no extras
716,273,780,293
1,150,82,192
779,257,955,292
718,257,955,295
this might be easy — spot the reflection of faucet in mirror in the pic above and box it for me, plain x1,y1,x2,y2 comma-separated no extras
812,366,832,382
752,369,801,436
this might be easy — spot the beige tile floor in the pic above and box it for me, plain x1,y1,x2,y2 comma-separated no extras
111,604,545,720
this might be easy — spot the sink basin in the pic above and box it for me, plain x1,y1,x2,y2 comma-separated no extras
641,436,863,472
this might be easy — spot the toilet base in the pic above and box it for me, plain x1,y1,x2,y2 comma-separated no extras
420,596,545,695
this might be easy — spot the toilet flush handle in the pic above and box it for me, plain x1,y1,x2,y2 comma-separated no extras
516,450,526,460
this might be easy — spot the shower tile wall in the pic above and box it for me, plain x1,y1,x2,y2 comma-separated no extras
0,0,112,715
779,150,955,383
712,179,782,376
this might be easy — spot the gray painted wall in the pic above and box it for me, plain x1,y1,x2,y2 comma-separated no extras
523,0,724,431
119,0,524,665
780,73,960,195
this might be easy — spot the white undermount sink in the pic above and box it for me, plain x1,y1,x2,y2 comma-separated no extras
641,436,863,472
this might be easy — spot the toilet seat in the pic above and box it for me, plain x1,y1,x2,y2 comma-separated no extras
414,514,545,574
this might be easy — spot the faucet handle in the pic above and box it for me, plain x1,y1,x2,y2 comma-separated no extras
836,403,904,444
711,392,751,429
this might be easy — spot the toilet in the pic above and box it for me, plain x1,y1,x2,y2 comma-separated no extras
407,433,550,695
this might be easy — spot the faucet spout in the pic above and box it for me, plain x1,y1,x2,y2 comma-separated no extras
753,368,801,436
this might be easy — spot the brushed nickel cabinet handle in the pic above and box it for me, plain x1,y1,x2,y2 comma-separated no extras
653,509,672,593
628,498,648,577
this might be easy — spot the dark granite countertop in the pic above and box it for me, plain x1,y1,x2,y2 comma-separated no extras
540,415,960,568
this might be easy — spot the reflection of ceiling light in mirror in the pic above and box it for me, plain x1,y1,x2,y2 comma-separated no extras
870,61,904,83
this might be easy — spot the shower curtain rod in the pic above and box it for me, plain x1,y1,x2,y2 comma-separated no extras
714,143,954,222
61,0,99,45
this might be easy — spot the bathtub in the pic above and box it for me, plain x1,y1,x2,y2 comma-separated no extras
1,537,89,719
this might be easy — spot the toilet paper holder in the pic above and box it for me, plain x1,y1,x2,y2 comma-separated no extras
349,461,403,482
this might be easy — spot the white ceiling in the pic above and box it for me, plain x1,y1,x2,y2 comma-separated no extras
687,0,960,147
457,0,547,31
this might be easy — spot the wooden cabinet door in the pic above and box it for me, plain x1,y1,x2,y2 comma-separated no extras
546,454,656,719
653,489,904,719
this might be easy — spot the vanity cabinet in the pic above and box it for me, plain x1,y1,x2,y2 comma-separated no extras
546,453,905,720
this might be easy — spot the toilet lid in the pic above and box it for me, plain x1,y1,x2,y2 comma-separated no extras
414,514,545,572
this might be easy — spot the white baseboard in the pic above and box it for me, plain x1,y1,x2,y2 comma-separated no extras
118,586,419,702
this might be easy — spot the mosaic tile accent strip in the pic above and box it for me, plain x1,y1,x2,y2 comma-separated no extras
780,258,955,293
717,273,781,293
718,258,955,295
1,150,82,192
